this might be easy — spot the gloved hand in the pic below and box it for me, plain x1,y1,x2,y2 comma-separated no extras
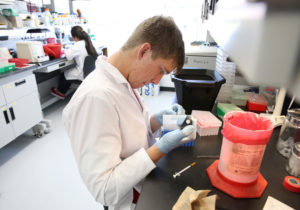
156,116,194,154
154,104,185,125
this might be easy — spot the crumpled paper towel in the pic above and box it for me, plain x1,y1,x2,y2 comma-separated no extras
172,186,217,210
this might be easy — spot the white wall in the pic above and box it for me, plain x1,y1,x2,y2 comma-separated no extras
72,0,205,55
53,0,70,13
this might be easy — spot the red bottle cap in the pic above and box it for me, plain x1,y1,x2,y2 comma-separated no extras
283,176,300,193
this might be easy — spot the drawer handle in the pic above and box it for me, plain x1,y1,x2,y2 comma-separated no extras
9,107,15,121
59,63,66,67
15,79,26,86
3,110,10,124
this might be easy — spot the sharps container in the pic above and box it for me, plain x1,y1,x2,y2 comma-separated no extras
207,111,274,198
219,111,274,183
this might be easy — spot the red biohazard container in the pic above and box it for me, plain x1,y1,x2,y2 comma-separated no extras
207,111,274,198
43,43,62,59
8,58,29,68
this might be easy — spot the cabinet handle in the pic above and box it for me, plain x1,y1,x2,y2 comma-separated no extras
9,107,15,121
59,63,66,67
3,110,10,124
15,79,26,86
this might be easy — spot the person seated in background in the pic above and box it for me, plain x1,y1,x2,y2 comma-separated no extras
51,25,98,99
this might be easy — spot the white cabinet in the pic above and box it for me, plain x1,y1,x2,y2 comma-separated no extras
0,72,43,148
0,87,5,106
0,105,15,147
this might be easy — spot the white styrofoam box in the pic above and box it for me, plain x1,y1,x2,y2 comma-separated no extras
191,110,222,136
184,55,217,70
217,48,229,57
216,57,236,65
186,45,218,56
140,83,160,97
216,48,236,102
216,63,236,71
184,46,218,70
216,63,236,72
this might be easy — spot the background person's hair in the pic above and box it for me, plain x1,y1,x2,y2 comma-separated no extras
71,26,98,57
121,16,185,74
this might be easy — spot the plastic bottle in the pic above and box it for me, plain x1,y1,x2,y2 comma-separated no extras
32,14,40,27
52,13,57,25
57,13,63,25
69,13,74,25
43,8,52,26
38,14,43,25
66,13,71,25
80,17,84,24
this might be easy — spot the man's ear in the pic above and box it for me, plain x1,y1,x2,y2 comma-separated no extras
137,43,151,59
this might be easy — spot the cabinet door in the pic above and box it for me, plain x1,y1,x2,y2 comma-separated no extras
0,105,15,148
0,87,5,106
9,90,43,138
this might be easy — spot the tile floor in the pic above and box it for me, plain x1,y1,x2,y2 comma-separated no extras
0,91,175,210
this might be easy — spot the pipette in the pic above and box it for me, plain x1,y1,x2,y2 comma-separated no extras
197,155,219,159
173,162,196,179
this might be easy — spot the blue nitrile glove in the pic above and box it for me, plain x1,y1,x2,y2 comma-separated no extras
154,104,185,125
156,116,194,154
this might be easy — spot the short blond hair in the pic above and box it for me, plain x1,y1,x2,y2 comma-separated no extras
122,16,185,74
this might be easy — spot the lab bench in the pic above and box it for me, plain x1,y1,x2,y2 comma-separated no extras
33,57,76,109
1,57,75,109
136,127,300,210
34,57,75,74
0,68,43,148
0,57,75,148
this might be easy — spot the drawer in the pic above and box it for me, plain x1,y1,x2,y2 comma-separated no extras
2,74,38,103
0,87,5,106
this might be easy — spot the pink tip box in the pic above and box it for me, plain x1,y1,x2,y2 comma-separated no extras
191,110,222,136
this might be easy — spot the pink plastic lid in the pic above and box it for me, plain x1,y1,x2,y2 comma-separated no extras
192,110,222,128
222,111,274,145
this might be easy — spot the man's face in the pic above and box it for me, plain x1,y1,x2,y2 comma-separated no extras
128,49,176,89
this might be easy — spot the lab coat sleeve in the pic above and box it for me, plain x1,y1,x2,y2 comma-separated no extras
62,92,156,206
65,41,84,60
147,117,161,146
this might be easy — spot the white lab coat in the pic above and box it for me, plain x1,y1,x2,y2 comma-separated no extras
64,40,88,81
62,56,160,210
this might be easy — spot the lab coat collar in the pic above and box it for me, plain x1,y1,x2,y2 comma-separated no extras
96,56,129,85
96,56,145,112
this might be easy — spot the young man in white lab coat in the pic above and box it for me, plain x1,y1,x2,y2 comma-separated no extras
62,16,194,210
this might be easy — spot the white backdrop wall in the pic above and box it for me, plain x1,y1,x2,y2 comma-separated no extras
72,0,204,55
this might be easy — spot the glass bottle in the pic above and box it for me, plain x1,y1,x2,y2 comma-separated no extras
276,108,300,158
286,142,300,178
